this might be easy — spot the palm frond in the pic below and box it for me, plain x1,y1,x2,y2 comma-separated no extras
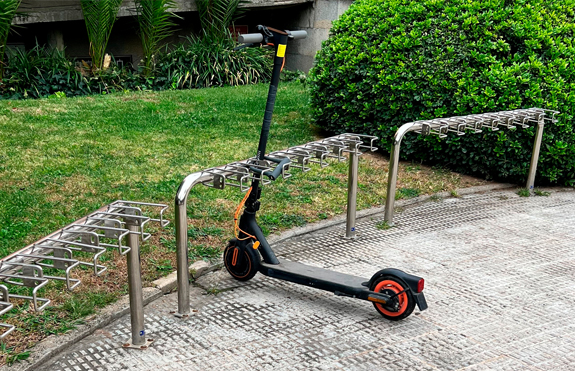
197,0,246,40
0,0,22,79
134,0,180,75
80,0,123,71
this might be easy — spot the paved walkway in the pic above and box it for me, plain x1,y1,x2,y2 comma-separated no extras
40,189,575,371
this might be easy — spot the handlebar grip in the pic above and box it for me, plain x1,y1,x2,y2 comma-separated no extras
289,30,307,40
267,157,291,180
238,33,264,44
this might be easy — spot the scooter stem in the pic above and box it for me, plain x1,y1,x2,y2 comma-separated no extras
255,28,289,162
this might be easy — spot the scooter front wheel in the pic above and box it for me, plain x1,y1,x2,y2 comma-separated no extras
223,239,260,281
370,275,415,321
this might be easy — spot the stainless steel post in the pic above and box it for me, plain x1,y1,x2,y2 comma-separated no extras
384,142,401,225
175,201,190,318
526,117,545,191
123,222,153,349
384,123,417,225
345,147,359,238
174,172,212,318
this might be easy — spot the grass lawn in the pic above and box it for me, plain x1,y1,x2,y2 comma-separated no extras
0,81,484,362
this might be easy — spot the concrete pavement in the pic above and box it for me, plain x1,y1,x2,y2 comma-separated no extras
39,188,575,370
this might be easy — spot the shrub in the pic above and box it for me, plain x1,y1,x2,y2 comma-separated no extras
0,38,272,99
309,0,575,185
153,34,272,89
281,69,306,83
0,45,142,99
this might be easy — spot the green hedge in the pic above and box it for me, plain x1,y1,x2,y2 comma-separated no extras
309,0,575,185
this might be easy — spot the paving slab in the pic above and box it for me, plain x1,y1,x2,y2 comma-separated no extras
38,189,575,371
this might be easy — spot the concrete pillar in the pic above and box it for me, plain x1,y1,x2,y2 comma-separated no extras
47,29,65,52
285,0,353,72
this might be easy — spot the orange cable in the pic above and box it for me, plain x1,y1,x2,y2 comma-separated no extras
234,187,256,240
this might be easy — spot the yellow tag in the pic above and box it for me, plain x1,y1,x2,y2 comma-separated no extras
253,241,260,250
277,44,286,58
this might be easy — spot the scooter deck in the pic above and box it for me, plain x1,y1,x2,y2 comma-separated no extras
259,259,370,298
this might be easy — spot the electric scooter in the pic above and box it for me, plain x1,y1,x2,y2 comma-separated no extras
224,25,427,320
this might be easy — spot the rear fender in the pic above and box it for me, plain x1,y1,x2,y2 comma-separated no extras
369,268,427,311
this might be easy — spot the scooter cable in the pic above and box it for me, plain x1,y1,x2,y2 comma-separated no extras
234,187,257,241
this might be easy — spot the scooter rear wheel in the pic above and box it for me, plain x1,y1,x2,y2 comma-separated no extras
370,275,415,321
223,239,260,281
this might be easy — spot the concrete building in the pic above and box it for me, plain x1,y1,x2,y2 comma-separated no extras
10,0,353,72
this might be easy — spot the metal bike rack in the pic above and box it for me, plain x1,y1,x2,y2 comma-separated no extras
174,133,378,317
0,285,15,339
0,200,169,342
383,108,560,225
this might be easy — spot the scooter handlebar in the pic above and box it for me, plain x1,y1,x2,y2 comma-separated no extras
289,30,307,40
266,157,291,181
238,29,307,45
238,33,264,44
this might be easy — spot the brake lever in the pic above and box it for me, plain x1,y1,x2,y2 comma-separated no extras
258,25,274,41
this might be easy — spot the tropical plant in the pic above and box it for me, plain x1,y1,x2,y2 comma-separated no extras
309,0,575,186
2,44,81,98
134,0,180,76
0,44,142,99
79,0,123,71
0,37,270,99
0,0,21,79
196,0,245,40
153,33,272,89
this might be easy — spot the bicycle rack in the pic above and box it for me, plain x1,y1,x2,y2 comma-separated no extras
0,262,51,312
384,108,560,224
174,133,378,317
0,285,15,339
15,245,81,291
42,237,108,276
0,200,169,340
196,134,376,193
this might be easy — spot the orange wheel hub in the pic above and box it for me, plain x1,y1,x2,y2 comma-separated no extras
373,280,408,317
